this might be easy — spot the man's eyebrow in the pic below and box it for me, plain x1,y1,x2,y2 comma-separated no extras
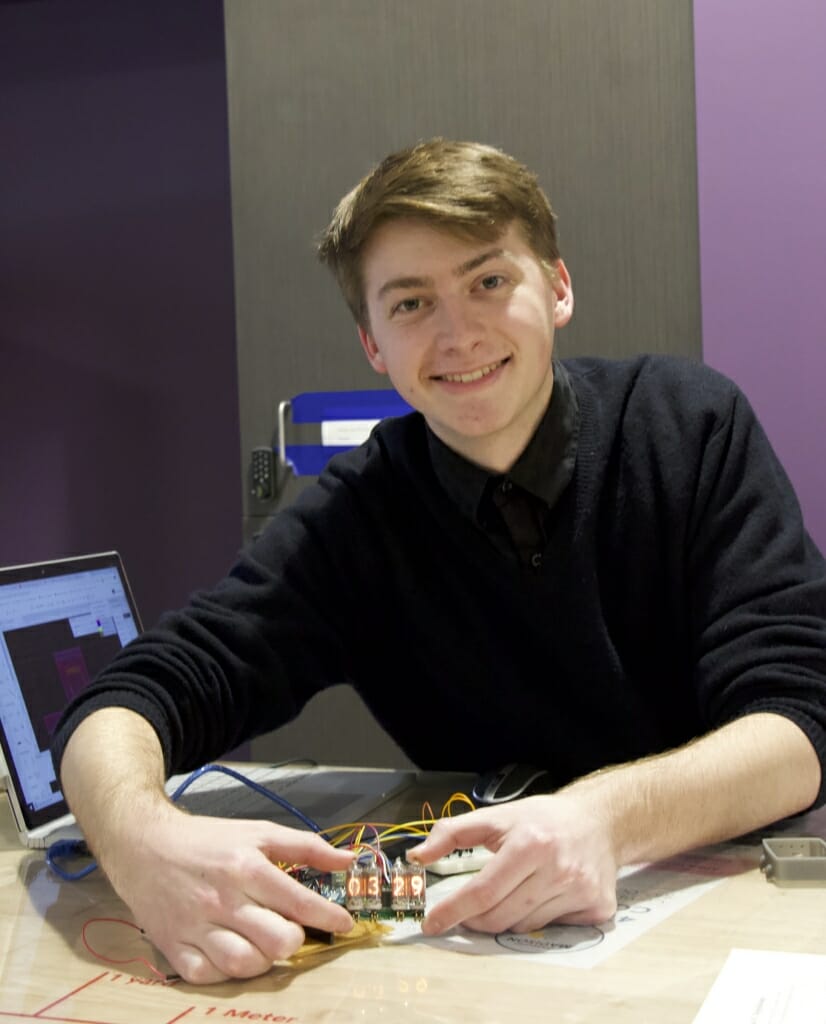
375,248,507,300
377,275,433,299
455,247,505,277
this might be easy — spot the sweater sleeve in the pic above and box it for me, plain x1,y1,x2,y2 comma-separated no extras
51,445,382,779
686,378,826,804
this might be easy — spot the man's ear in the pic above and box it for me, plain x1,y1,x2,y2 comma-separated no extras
358,325,388,375
550,258,574,328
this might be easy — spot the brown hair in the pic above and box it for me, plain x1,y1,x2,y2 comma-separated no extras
317,138,560,327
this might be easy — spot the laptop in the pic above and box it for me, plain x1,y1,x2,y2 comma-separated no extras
0,552,139,848
0,552,414,849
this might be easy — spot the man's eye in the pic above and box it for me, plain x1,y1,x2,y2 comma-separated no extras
480,274,505,290
392,297,421,315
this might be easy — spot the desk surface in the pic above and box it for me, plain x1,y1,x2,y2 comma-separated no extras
2,768,826,1024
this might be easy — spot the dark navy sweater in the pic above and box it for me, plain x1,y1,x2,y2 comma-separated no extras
53,356,826,805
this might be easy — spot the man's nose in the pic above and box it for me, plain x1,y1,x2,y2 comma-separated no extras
433,297,482,350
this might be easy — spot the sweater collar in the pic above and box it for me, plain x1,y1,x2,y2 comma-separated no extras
426,359,580,522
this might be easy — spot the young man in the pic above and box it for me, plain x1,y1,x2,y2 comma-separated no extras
54,139,826,984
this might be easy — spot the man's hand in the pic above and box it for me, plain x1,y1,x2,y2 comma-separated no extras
58,709,356,984
107,803,355,983
408,713,822,939
407,793,618,936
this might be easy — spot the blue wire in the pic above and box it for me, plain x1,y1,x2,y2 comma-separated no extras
46,839,97,881
46,762,322,880
169,763,322,832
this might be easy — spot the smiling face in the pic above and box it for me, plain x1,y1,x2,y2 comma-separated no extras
357,219,574,472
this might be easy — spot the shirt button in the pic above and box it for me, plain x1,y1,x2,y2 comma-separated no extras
531,552,543,569
501,479,513,494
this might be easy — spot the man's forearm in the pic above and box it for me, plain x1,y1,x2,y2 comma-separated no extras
566,712,822,866
59,708,173,873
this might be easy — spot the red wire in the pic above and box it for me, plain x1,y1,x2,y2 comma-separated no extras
81,917,174,981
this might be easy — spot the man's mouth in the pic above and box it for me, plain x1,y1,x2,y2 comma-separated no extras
434,357,509,384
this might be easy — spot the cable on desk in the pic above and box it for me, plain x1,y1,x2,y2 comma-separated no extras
81,916,177,982
47,770,479,893
46,761,324,880
168,763,323,832
46,838,96,881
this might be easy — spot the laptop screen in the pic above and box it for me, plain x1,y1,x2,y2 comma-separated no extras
0,552,141,831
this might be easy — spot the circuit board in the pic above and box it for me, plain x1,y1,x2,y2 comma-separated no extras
297,859,427,921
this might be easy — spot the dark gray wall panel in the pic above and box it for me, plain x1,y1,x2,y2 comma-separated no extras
224,0,700,766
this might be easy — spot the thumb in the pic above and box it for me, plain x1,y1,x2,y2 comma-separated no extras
406,824,464,865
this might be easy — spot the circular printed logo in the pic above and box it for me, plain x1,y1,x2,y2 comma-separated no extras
495,924,605,954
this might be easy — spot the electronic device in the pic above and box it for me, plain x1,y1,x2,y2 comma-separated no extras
472,763,554,805
426,845,493,876
0,552,141,848
760,837,826,886
250,445,276,502
297,860,427,922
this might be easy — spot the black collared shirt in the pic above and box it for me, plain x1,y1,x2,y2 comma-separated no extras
426,360,580,568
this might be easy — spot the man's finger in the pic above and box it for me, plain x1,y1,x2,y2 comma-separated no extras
166,941,230,985
225,903,308,964
420,856,533,935
261,827,356,870
244,856,355,935
407,813,498,863
199,921,292,978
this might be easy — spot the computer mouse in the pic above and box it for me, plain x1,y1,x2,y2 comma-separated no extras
472,764,554,805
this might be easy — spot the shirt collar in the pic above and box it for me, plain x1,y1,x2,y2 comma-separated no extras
426,359,580,521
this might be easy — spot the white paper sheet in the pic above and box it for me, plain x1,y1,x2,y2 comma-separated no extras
385,844,755,968
692,948,826,1023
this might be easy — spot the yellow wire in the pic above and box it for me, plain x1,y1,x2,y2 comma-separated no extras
442,792,477,815
285,792,478,875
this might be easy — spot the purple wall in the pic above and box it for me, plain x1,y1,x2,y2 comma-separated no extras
0,1,242,624
694,0,826,553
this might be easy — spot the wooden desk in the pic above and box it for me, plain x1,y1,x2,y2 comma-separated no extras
2,772,826,1024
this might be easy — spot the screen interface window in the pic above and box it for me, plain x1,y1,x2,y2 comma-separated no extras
0,567,138,814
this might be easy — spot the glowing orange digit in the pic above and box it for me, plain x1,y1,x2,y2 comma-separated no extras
347,875,362,897
392,875,405,897
410,875,424,897
367,874,380,897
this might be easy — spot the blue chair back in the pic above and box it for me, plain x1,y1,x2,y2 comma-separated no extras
277,389,413,476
